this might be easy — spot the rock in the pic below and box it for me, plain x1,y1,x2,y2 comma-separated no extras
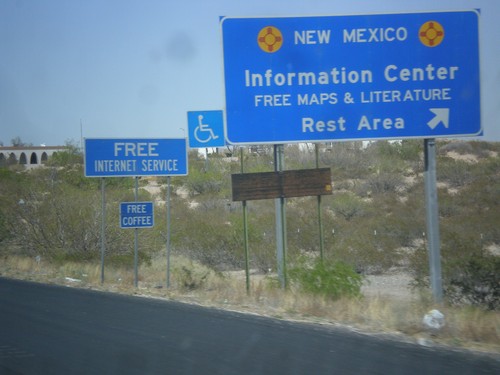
64,277,82,283
417,337,434,347
422,309,445,330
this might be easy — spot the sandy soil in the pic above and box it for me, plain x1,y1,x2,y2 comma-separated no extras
362,271,415,301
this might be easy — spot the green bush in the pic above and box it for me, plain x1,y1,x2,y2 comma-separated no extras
322,196,408,274
183,153,234,197
172,206,244,270
446,255,499,310
2,162,162,265
330,193,366,221
289,258,363,300
363,172,404,196
409,227,500,310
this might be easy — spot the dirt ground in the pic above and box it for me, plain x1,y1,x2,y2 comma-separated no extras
362,270,415,301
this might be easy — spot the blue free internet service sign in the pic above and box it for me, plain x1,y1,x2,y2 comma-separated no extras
221,11,481,144
84,138,187,177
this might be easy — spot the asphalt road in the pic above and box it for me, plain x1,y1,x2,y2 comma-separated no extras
0,277,498,375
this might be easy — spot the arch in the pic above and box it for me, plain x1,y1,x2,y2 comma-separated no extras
0,146,68,168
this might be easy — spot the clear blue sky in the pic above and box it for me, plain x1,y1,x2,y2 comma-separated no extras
1,0,498,146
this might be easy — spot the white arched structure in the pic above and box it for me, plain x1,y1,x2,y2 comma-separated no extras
0,146,67,168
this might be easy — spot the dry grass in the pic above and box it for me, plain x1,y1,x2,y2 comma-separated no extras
1,254,498,355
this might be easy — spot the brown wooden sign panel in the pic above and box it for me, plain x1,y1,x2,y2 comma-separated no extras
232,168,332,201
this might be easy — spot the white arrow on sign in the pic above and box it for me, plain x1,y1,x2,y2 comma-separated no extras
427,108,450,130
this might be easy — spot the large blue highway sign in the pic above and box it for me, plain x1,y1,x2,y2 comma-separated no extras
221,11,481,144
84,138,188,177
120,202,154,229
187,110,226,148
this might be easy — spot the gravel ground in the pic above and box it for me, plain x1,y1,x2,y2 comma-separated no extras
362,271,415,301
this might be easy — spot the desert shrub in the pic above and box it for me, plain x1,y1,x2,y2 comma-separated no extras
284,144,316,169
439,140,474,156
173,207,243,270
329,193,366,221
437,158,476,188
45,140,82,165
411,252,500,311
10,183,102,258
323,195,409,274
184,166,229,196
173,260,212,291
362,172,404,196
438,140,497,160
399,139,424,161
170,195,279,273
446,255,499,310
286,198,323,256
0,169,23,245
0,211,8,245
242,151,274,173
289,258,363,300
366,141,405,170
2,162,162,265
327,229,403,275
375,193,426,247
409,227,499,310
320,143,371,179
237,201,278,272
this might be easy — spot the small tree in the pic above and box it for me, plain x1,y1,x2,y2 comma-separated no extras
47,140,82,166
11,136,24,147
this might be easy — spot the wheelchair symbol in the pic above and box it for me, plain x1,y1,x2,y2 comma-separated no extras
194,115,219,144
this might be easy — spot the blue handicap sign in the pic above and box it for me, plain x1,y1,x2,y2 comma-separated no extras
221,11,481,144
187,110,225,148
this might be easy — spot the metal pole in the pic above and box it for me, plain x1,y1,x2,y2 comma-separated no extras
280,194,287,289
241,147,250,294
205,147,209,172
274,144,287,289
134,177,139,288
315,144,325,261
166,176,172,288
100,177,106,284
424,139,443,303
243,201,250,294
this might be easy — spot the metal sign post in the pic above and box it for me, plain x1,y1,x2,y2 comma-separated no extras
424,139,443,303
134,178,139,288
100,178,106,284
166,176,172,288
274,145,287,289
240,147,250,294
315,144,325,261
119,198,155,288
